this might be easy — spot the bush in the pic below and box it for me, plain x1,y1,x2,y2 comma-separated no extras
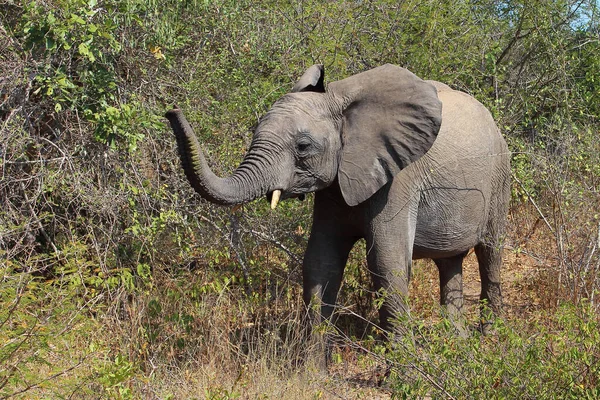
1,0,598,397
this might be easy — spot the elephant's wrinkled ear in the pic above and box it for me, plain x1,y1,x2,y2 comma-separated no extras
336,65,442,206
292,64,325,93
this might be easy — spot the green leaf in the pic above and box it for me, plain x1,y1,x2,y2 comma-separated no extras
45,37,56,51
71,14,86,25
78,43,96,62
105,106,120,118
78,42,90,56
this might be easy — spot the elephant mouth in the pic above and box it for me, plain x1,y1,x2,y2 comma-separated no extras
266,190,306,209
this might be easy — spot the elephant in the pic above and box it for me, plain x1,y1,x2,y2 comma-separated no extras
166,63,510,337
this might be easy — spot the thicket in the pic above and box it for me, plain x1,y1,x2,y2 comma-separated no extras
1,0,599,398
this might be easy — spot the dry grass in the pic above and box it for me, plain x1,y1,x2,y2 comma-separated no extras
106,205,594,399
5,204,596,399
108,279,394,399
2,1,598,397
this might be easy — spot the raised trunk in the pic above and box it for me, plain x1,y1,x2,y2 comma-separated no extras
165,108,276,205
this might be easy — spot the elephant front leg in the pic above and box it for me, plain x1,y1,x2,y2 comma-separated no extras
302,231,356,323
365,234,413,335
303,228,356,370
302,230,356,369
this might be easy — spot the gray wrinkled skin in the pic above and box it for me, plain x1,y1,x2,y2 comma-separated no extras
166,64,510,339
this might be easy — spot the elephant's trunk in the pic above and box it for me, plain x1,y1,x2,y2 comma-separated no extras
165,108,279,205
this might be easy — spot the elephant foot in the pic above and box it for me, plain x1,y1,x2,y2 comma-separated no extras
479,319,495,335
375,363,392,388
451,317,469,338
301,323,335,374
439,304,468,338
478,300,499,335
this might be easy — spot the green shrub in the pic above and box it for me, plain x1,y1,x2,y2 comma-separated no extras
1,0,598,397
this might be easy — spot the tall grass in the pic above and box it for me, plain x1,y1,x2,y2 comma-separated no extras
1,0,599,398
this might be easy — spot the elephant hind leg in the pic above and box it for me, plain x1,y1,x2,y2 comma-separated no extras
475,241,503,333
434,253,468,336
476,159,509,332
434,253,466,316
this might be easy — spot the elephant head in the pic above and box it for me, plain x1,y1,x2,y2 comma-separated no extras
166,64,442,208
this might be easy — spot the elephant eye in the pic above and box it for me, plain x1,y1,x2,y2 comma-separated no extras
297,140,312,152
295,133,321,160
296,135,315,155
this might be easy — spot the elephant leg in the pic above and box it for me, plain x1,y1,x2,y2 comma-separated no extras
303,231,356,322
434,253,468,336
302,226,357,369
476,170,508,333
434,254,466,316
365,234,413,334
475,242,503,333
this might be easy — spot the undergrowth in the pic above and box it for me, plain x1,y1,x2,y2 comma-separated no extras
1,0,599,398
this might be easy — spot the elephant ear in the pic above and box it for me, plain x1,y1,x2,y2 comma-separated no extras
335,64,442,206
292,64,325,93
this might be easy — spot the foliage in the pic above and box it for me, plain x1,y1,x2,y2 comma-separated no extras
17,0,162,151
381,302,600,399
0,0,599,397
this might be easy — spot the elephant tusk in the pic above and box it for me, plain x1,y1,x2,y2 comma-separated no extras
270,190,281,209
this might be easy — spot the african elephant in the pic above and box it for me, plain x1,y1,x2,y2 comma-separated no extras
166,64,510,335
